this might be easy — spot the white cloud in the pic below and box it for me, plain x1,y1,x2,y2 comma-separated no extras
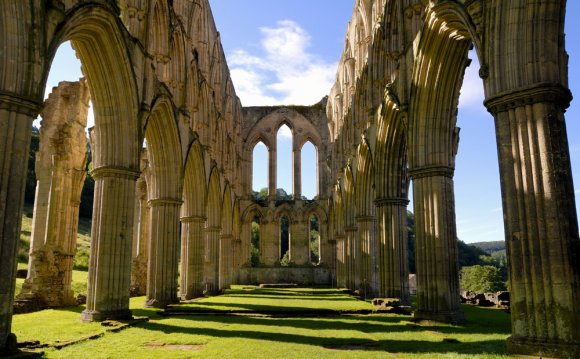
277,124,292,139
228,20,336,106
458,51,485,109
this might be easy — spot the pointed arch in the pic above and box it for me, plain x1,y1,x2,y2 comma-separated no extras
221,184,233,235
182,140,206,217
355,139,375,216
206,166,222,227
144,96,183,200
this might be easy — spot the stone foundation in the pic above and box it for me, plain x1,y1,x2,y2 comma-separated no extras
237,266,332,286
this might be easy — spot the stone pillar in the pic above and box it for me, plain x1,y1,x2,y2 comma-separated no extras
180,216,205,299
219,234,233,289
240,221,252,266
356,216,375,297
231,238,242,282
145,198,182,308
0,94,40,351
293,146,301,199
261,219,279,266
81,166,139,322
485,85,579,358
375,197,410,304
410,166,462,323
344,226,358,291
290,219,309,265
17,80,89,308
335,234,346,288
130,173,149,296
203,226,221,294
268,146,277,199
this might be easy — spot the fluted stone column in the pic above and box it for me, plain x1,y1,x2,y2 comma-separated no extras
231,237,242,282
130,175,149,296
180,216,205,299
145,198,182,307
375,197,410,304
81,166,139,322
203,226,221,294
261,219,279,265
335,234,346,288
268,146,277,199
344,226,358,290
0,94,40,351
411,166,462,323
292,146,301,200
290,220,309,265
240,221,252,266
219,234,233,289
356,216,375,296
18,81,89,308
486,85,579,358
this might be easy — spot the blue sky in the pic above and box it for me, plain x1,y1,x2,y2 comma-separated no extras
44,1,579,243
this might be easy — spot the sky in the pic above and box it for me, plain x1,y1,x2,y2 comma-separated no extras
44,1,579,244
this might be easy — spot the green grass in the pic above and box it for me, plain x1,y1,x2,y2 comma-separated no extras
12,288,512,359
178,286,375,312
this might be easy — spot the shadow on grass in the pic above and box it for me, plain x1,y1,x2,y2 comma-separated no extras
136,318,508,355
176,300,371,313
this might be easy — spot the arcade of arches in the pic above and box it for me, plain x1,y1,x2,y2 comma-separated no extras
0,1,577,358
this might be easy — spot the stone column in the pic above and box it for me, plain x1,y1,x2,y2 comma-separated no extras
219,234,233,289
335,234,346,287
240,221,252,266
261,219,279,266
290,219,309,265
81,166,139,322
203,226,221,294
231,237,242,282
410,166,462,323
180,216,205,299
130,174,149,296
485,85,579,358
356,216,375,297
293,146,301,199
145,198,182,308
18,80,89,308
375,197,410,304
0,94,40,351
344,226,358,291
268,146,277,199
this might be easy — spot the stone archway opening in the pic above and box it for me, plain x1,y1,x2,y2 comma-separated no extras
309,214,320,265
279,215,291,265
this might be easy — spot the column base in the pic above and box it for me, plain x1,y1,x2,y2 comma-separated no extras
80,308,133,322
0,333,18,355
414,309,464,324
507,336,580,359
143,297,179,308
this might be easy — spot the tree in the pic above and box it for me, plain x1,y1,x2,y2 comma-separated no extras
250,219,260,266
460,265,507,292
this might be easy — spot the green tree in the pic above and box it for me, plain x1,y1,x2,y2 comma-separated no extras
460,265,507,292
309,216,320,264
250,219,260,266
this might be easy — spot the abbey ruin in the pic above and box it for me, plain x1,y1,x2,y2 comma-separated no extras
0,1,578,358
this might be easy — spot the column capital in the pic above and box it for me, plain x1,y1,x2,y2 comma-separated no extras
180,215,206,223
408,165,454,180
204,226,222,233
484,82,572,114
374,197,409,207
91,166,141,180
148,198,183,206
355,215,375,223
0,91,42,116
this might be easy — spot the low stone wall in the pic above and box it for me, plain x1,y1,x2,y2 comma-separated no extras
237,266,332,286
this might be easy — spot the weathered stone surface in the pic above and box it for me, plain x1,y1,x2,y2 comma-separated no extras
16,80,89,310
0,2,578,358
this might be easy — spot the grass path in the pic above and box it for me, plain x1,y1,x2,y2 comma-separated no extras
11,287,511,358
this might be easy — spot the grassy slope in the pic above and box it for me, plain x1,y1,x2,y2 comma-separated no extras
12,288,511,359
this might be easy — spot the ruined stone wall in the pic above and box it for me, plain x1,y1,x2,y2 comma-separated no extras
17,80,90,309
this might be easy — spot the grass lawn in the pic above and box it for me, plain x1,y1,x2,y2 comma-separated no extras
12,287,512,359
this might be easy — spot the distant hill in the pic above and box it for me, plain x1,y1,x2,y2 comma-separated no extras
470,241,506,254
